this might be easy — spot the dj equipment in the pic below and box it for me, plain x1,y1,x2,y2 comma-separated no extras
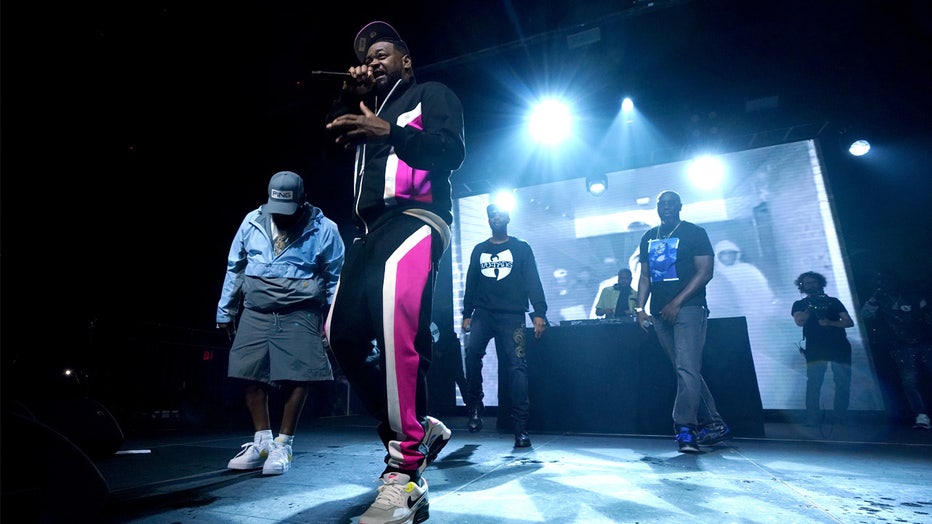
560,316,636,327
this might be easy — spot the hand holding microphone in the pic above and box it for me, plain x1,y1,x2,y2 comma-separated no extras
311,66,375,95
339,64,376,95
635,308,652,332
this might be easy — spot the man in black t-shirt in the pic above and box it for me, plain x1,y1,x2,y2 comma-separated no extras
634,190,730,453
791,271,854,427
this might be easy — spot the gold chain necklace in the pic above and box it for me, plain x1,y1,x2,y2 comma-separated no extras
656,221,682,240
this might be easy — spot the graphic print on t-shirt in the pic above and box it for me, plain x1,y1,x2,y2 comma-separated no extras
480,250,513,281
647,237,679,282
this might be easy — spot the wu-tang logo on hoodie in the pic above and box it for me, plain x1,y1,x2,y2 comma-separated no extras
479,250,513,281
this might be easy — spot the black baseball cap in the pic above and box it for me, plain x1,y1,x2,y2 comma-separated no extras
354,21,406,63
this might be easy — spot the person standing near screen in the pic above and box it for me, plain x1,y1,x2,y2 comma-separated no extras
792,271,854,427
634,190,731,453
596,268,637,319
859,271,931,429
461,203,548,448
708,239,777,318
323,20,465,524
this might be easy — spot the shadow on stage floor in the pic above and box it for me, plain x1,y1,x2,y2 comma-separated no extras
5,408,932,524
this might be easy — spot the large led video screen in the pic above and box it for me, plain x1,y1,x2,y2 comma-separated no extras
449,138,884,411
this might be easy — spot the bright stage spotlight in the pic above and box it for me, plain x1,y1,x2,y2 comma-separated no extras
848,139,871,157
528,98,572,145
492,190,517,212
687,155,725,189
620,97,635,124
586,174,607,196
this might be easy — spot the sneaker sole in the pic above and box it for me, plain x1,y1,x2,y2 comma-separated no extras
420,419,452,473
359,502,429,524
412,479,430,523
678,445,700,453
698,434,733,446
376,500,429,524
228,462,264,470
227,456,266,470
262,455,292,475
412,501,430,524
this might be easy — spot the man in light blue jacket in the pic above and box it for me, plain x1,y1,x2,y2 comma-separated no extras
216,171,345,475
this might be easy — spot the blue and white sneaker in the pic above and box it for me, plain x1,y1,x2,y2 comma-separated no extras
676,426,700,453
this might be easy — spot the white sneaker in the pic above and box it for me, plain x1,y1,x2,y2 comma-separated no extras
227,440,270,470
914,413,931,429
359,472,429,524
262,441,293,475
418,416,452,475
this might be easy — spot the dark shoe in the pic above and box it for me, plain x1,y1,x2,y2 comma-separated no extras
675,426,700,453
467,409,483,433
696,422,732,446
514,430,531,448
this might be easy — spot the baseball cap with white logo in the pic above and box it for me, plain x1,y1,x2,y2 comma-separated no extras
263,171,304,215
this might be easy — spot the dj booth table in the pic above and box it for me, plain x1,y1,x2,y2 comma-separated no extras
500,317,765,437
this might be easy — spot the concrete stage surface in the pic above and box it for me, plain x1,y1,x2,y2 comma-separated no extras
10,411,932,524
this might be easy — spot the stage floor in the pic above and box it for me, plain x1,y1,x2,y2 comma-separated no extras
17,413,932,523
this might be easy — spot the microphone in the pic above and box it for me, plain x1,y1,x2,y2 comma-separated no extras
311,70,352,77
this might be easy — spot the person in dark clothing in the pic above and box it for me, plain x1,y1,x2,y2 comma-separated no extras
634,190,730,453
791,271,855,427
324,20,465,524
461,204,548,448
860,271,932,429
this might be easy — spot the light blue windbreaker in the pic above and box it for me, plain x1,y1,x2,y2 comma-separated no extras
216,203,345,323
